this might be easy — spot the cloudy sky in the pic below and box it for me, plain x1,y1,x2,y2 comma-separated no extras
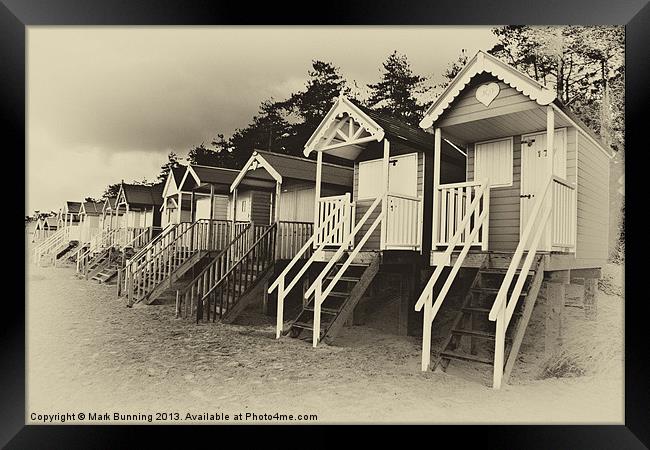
27,26,497,214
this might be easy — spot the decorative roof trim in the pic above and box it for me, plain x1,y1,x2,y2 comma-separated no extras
303,95,385,156
419,51,557,130
230,151,282,193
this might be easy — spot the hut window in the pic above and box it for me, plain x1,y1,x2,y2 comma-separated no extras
357,159,384,199
474,137,513,188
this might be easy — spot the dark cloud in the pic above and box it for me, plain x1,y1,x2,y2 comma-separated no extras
27,26,496,212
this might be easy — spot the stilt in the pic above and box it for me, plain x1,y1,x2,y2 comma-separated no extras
583,278,598,321
544,275,567,356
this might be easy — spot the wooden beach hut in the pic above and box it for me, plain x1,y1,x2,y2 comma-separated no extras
161,166,190,229
409,50,614,388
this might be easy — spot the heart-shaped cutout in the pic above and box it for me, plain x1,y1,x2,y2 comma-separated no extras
476,82,500,107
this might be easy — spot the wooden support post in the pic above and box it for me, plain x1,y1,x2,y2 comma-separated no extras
398,272,410,336
208,184,215,250
262,279,270,315
545,106,555,250
380,139,390,250
432,128,441,251
544,271,568,356
314,152,322,229
583,278,598,321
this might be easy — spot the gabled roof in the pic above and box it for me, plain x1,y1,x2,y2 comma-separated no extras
117,182,164,207
179,165,242,193
103,196,117,211
80,201,102,216
420,51,556,130
303,95,385,156
419,50,612,157
162,165,188,198
64,201,82,214
230,150,354,192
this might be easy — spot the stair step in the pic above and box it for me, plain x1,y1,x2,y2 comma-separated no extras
303,305,341,315
327,291,349,299
451,328,496,340
471,287,528,296
325,276,360,282
480,268,534,276
291,321,314,331
440,350,493,365
335,262,368,267
462,306,522,316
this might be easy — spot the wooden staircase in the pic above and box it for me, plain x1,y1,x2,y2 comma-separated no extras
85,248,120,283
124,219,234,307
287,255,380,344
432,255,544,382
55,240,79,265
194,223,277,323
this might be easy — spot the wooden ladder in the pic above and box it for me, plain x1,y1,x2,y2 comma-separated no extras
432,254,545,385
287,254,380,344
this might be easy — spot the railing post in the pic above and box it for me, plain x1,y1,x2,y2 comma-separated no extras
276,278,285,339
421,297,432,371
493,304,506,389
432,128,442,250
482,186,490,251
312,278,322,348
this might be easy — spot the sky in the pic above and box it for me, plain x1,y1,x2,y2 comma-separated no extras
27,26,498,214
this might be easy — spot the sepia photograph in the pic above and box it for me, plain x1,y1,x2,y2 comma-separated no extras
22,23,627,428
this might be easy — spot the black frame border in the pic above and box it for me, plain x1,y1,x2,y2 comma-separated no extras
4,0,648,447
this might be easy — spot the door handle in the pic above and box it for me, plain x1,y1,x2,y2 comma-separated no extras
520,194,535,199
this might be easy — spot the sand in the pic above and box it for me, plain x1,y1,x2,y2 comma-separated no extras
26,261,624,424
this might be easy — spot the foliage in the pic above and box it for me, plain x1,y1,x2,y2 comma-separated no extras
102,183,121,199
488,25,624,153
366,51,431,126
539,350,586,379
157,152,182,181
437,49,469,91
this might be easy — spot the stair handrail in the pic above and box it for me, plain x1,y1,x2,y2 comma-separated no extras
199,222,278,304
489,177,553,390
488,178,553,323
268,200,348,294
307,196,384,347
176,222,252,316
414,181,490,313
304,195,382,301
33,226,67,258
415,181,490,372
126,219,218,305
120,226,153,250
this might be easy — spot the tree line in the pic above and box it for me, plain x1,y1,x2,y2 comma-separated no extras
103,26,624,204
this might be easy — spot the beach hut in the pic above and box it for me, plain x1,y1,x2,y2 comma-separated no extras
176,164,241,222
267,95,466,349
113,181,164,246
160,166,190,229
265,53,615,390
33,216,58,242
78,201,103,245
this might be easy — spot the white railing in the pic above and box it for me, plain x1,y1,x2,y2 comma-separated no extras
385,193,421,249
435,181,489,250
33,226,70,265
488,177,554,389
415,182,490,371
551,176,576,250
269,200,350,339
314,194,354,247
305,196,383,347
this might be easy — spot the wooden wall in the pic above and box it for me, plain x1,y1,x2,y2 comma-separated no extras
438,77,535,128
575,133,609,263
352,140,425,251
467,136,522,251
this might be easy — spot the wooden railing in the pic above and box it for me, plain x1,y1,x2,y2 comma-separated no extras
434,181,489,250
276,221,314,260
33,227,69,265
314,194,354,247
488,177,554,389
269,200,350,339
306,196,384,347
385,193,421,249
176,222,253,318
415,181,490,371
551,176,576,250
125,219,232,306
76,227,122,275
196,223,277,323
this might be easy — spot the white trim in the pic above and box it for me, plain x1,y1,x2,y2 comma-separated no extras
230,151,283,193
473,136,514,188
178,165,202,193
443,138,467,157
420,51,556,130
304,95,385,157
550,104,614,159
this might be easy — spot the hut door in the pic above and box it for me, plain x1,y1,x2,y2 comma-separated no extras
520,129,566,251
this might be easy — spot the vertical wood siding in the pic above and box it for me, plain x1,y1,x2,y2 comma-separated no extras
576,134,609,261
467,136,521,251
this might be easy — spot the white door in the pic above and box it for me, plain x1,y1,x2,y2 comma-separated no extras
195,197,212,220
385,153,420,249
520,129,566,250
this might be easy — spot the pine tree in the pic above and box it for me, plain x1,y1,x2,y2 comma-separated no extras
367,51,431,126
157,152,182,181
